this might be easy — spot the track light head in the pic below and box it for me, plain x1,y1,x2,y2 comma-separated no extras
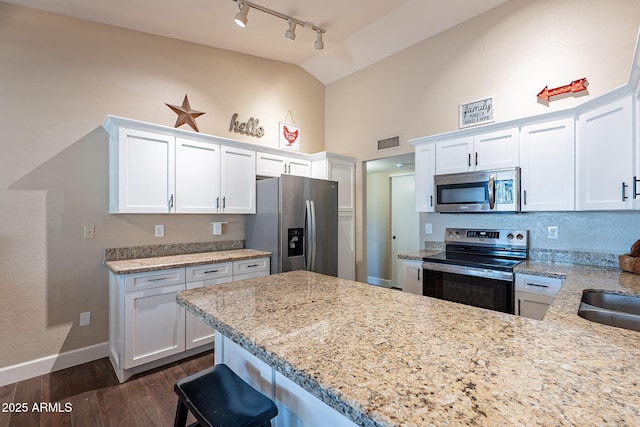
314,30,324,50
234,1,250,27
284,20,297,41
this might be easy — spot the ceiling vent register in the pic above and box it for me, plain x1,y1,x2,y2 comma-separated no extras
377,135,401,152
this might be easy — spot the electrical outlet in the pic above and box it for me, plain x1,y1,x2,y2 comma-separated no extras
79,312,91,326
83,225,95,239
547,226,559,240
155,224,164,237
425,223,433,234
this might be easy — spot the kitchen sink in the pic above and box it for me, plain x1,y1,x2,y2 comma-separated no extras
578,290,640,332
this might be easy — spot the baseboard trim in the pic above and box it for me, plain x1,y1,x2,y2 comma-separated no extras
367,276,391,288
0,342,109,387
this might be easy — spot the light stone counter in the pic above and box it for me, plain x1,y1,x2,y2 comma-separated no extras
105,248,272,274
177,267,640,426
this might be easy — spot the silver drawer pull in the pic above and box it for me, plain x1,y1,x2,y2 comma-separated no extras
148,277,168,282
526,283,549,288
204,270,220,274
247,264,259,268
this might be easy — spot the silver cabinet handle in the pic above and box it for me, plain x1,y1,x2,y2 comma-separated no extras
468,153,471,167
517,299,521,315
284,164,288,173
475,152,478,166
430,195,433,207
523,189,527,206
417,269,420,281
168,194,174,209
222,196,226,209
204,270,219,274
216,196,220,209
148,277,168,282
622,182,629,201
634,176,639,199
488,175,495,210
247,264,259,268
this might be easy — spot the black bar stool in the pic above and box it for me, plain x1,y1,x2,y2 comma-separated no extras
174,363,278,427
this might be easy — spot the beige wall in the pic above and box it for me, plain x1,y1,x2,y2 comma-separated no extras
0,3,324,369
324,0,640,282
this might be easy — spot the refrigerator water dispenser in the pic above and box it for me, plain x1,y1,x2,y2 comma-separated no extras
288,228,304,257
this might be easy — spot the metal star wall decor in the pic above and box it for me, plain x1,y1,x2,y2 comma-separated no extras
165,94,205,132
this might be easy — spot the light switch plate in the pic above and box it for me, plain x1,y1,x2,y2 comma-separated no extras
155,224,164,237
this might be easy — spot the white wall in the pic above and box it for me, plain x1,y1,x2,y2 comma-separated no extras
324,0,640,281
0,3,325,369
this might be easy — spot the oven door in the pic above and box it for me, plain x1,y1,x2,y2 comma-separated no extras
422,262,514,314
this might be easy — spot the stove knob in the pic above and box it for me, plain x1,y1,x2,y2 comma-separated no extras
448,231,454,238
507,233,514,240
455,232,461,238
516,233,524,240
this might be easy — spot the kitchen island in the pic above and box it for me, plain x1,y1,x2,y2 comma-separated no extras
176,268,640,426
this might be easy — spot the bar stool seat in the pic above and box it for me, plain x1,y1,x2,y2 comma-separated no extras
174,363,278,427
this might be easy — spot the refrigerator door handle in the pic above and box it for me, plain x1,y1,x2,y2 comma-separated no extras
310,200,317,271
305,200,312,271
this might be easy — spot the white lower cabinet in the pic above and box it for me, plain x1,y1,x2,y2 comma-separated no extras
109,257,270,382
401,260,423,295
515,274,563,320
215,332,358,427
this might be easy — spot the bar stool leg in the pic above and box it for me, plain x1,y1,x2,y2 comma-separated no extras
174,400,189,427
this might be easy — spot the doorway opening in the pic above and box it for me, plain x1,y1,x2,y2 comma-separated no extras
364,152,418,288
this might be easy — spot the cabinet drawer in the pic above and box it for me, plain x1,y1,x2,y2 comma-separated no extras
233,258,270,275
186,262,233,282
124,268,185,292
515,274,563,297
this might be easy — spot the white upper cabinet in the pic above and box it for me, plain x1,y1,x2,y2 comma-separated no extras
221,146,256,214
175,138,221,213
414,142,436,212
576,96,634,210
256,152,311,177
435,128,519,174
110,128,175,213
520,118,575,211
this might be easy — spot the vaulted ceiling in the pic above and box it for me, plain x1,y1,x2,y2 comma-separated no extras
4,0,509,84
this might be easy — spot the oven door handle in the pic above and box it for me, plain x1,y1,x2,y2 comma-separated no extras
422,261,513,282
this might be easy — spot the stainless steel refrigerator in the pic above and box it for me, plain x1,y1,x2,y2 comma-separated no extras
245,175,338,276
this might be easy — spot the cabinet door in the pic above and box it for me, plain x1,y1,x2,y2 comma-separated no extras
124,283,185,368
337,211,355,280
287,158,312,177
175,138,221,213
256,152,287,177
520,119,575,211
114,128,175,213
435,137,472,174
220,146,256,213
402,260,422,295
415,143,436,212
577,96,634,210
185,276,233,350
473,127,519,171
515,291,551,320
328,157,356,211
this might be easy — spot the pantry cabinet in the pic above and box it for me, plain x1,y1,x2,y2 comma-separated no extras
414,142,436,212
435,127,519,174
109,257,270,382
311,152,357,280
256,152,311,177
519,118,575,211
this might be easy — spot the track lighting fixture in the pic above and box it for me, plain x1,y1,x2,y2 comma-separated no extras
284,20,297,41
232,0,326,50
234,1,250,28
314,30,324,50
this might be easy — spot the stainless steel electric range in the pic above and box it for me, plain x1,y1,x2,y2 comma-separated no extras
422,228,528,314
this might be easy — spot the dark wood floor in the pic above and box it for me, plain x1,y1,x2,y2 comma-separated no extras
0,351,213,427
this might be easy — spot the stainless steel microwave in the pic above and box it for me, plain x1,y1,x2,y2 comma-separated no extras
434,167,521,213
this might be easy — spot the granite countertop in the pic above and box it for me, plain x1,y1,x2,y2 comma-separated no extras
177,265,640,426
105,248,272,274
